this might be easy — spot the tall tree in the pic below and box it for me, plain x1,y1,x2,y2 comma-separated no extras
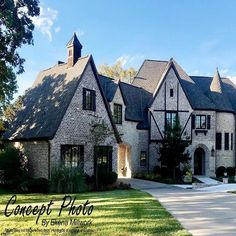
159,116,191,179
0,0,40,112
99,60,137,83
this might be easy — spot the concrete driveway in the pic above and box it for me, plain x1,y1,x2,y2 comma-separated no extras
120,178,236,236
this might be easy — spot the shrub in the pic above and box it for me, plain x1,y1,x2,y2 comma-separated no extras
19,178,49,193
153,166,161,175
0,145,27,181
50,167,87,193
98,170,117,186
226,167,235,176
216,166,226,178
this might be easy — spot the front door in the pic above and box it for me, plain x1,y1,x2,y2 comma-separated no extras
94,146,112,176
194,148,205,175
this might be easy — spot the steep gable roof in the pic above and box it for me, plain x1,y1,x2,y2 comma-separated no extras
132,60,168,93
3,56,91,140
210,68,222,93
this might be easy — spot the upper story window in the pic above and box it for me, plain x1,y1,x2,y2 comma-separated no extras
165,112,177,129
195,115,206,129
192,114,211,131
140,151,147,167
216,133,222,150
113,103,122,124
170,89,174,97
83,88,96,111
61,145,84,169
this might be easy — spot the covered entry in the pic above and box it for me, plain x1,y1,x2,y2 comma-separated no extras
118,143,131,177
194,147,205,175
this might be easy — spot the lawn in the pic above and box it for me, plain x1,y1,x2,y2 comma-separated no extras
0,189,190,236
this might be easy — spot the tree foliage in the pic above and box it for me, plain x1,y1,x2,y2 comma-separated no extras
159,116,190,179
0,0,40,112
99,60,137,83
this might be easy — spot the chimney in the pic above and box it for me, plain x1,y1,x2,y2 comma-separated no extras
67,33,83,68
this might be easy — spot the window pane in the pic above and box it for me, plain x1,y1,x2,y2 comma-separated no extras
196,116,201,129
216,133,222,150
201,116,206,129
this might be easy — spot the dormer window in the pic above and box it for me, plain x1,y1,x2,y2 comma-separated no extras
170,89,174,97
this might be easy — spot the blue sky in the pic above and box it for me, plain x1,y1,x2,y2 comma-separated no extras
17,0,236,96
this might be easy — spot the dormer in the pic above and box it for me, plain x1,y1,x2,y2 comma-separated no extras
67,33,83,68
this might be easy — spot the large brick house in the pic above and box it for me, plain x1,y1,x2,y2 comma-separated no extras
3,34,236,178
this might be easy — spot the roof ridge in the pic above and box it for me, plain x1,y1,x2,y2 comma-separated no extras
144,59,169,63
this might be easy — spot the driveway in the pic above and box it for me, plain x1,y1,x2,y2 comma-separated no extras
120,178,236,236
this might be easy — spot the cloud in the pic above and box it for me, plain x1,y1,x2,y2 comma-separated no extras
54,26,61,33
32,6,58,41
75,28,85,37
116,54,144,68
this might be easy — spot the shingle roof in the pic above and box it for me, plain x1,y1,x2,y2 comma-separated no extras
98,75,151,129
132,60,168,93
119,82,152,129
3,56,91,140
191,75,234,112
98,74,118,102
67,33,82,49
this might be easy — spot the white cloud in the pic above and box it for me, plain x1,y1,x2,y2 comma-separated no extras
54,26,61,33
75,28,85,37
116,54,144,68
31,6,58,41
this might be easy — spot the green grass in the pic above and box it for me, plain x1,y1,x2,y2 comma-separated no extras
0,189,190,236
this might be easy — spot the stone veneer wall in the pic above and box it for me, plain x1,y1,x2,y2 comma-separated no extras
110,86,149,175
14,141,49,178
50,62,118,176
215,112,235,168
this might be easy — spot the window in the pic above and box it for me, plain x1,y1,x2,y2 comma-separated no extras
83,88,96,111
225,133,229,150
140,151,147,167
195,115,206,129
170,89,174,97
216,133,222,150
165,112,177,129
61,145,84,169
231,133,233,150
113,104,122,124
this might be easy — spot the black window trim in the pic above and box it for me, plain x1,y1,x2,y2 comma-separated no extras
83,88,96,111
195,114,207,129
170,88,174,97
113,103,122,124
61,145,84,169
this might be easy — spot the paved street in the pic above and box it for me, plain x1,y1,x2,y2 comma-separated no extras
120,178,236,236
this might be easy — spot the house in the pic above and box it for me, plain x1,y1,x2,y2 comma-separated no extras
3,34,236,178
3,34,120,179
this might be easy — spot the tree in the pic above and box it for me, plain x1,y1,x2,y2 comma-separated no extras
159,116,191,179
99,60,137,83
0,0,40,113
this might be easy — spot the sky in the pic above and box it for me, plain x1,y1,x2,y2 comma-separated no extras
16,0,236,96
